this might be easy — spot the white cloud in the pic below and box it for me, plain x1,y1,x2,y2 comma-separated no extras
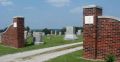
46,0,70,7
70,7,82,14
0,0,13,6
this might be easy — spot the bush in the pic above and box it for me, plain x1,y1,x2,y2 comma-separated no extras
105,54,116,62
25,36,34,46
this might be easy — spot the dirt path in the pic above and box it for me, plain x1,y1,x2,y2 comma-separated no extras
0,42,83,62
13,46,83,62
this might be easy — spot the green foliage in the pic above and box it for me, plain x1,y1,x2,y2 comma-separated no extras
0,29,4,32
105,54,116,62
25,36,34,46
25,26,30,31
42,28,50,35
2,27,8,32
61,27,66,35
75,27,83,34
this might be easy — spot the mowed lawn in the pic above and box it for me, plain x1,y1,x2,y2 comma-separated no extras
0,35,83,56
46,50,104,62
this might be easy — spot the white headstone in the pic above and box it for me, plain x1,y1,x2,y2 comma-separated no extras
0,33,2,43
77,30,81,35
64,26,78,40
33,32,44,45
59,32,62,35
42,32,45,36
55,30,57,35
51,30,53,35
24,31,28,40
28,32,32,37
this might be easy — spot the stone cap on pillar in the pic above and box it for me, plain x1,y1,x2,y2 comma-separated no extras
98,16,120,21
13,16,24,19
83,5,102,9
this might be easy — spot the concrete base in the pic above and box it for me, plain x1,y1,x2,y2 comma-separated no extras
34,42,44,45
64,34,78,40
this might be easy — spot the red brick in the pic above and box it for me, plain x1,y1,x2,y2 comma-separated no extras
2,16,25,48
83,5,120,61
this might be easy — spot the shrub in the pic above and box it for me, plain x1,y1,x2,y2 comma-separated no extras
105,54,116,62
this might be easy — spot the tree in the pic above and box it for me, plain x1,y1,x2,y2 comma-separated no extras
61,27,66,35
42,28,50,35
79,27,83,32
74,27,83,33
0,29,4,32
25,26,30,32
3,27,7,32
75,27,80,34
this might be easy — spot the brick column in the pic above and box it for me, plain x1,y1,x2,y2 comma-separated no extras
2,16,25,48
83,5,102,59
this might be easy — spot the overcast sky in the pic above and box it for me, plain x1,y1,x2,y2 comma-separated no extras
0,0,120,29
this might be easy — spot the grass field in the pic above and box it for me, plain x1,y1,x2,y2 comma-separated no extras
0,35,83,56
46,50,104,62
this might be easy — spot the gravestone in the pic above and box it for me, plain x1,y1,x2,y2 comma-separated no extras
64,26,78,40
33,32,44,45
50,30,53,35
55,30,57,35
27,32,32,37
24,31,28,40
59,31,62,35
77,30,81,35
42,32,45,36
0,33,2,43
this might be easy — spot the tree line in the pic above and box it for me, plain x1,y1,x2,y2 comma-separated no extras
0,26,83,35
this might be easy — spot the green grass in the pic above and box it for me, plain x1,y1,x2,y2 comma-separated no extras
46,50,104,62
0,35,82,56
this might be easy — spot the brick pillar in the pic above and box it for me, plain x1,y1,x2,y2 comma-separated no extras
2,16,25,48
83,5,102,59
